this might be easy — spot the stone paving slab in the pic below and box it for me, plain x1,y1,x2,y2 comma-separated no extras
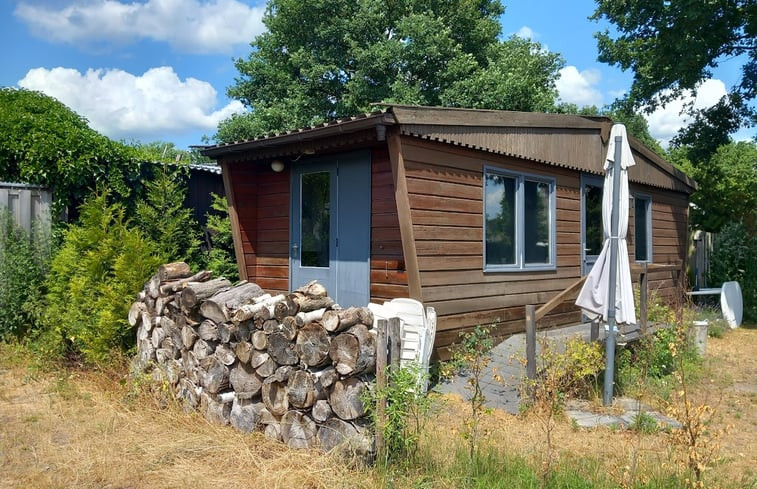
435,323,682,430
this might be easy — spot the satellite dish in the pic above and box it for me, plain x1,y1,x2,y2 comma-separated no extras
720,281,743,328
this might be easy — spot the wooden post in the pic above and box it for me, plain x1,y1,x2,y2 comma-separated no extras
640,262,648,335
388,317,401,376
525,305,536,381
375,319,388,465
590,320,600,342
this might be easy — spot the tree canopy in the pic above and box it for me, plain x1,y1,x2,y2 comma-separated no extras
670,140,757,233
592,0,756,137
0,88,144,217
218,0,564,142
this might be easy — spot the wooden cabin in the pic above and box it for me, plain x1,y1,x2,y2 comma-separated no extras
201,104,695,353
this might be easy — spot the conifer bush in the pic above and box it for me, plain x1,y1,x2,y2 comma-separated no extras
36,193,162,364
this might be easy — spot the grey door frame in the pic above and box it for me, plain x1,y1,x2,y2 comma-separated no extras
289,150,371,306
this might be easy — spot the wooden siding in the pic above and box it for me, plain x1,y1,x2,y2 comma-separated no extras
371,146,410,301
398,136,688,353
224,146,408,301
629,184,689,298
399,136,585,348
225,162,290,294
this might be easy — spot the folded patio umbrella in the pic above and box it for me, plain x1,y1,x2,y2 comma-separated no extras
575,124,637,326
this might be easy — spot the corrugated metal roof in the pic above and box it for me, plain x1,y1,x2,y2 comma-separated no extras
201,104,696,193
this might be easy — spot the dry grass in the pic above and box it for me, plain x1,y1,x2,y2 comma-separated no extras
0,352,375,489
0,326,754,488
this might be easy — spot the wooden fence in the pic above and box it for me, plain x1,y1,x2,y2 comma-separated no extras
0,182,52,235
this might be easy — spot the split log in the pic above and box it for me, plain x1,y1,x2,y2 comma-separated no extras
230,398,265,433
215,344,236,366
199,282,264,323
160,316,182,349
251,330,268,350
180,278,232,311
262,319,279,334
155,347,177,365
132,339,155,373
137,322,150,342
158,261,192,281
151,326,166,350
128,301,147,326
274,296,298,320
289,293,334,313
262,378,289,416
181,324,198,350
312,399,333,423
181,349,199,385
217,322,232,343
264,423,282,441
253,354,277,378
200,391,231,425
294,308,327,327
154,295,172,316
270,365,295,383
232,294,286,322
295,322,331,367
286,371,313,409
268,331,299,365
176,378,200,411
313,366,338,389
234,320,253,342
229,361,263,398
192,338,215,361
159,270,213,295
198,320,220,341
253,307,272,329
281,411,318,449
294,280,328,298
146,273,162,299
329,324,376,376
235,341,253,364
322,307,373,333
199,355,229,394
317,417,359,454
280,316,299,341
329,377,366,421
249,350,270,369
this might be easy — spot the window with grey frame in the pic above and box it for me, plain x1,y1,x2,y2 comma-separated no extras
634,194,653,262
484,167,556,270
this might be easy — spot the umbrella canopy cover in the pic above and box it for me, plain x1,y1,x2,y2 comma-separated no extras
575,124,637,325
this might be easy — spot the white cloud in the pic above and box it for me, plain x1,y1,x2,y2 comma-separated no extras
644,79,729,147
18,66,246,142
515,26,535,40
14,0,266,54
555,66,603,108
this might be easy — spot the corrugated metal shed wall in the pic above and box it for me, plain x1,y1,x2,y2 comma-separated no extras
0,182,52,234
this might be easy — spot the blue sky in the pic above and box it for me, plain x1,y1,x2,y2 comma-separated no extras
2,0,751,150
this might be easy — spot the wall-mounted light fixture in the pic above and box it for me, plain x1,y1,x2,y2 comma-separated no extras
271,159,285,172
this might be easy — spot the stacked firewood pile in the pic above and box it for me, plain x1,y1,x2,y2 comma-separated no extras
129,262,375,454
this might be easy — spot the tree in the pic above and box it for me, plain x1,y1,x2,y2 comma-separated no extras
0,88,144,219
218,0,564,142
592,0,756,138
670,140,757,233
135,164,202,265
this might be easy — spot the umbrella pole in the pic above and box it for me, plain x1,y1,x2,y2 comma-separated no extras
603,135,623,406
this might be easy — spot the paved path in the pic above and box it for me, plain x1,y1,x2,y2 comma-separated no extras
434,323,680,429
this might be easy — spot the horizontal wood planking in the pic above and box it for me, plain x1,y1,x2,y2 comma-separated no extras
370,146,409,302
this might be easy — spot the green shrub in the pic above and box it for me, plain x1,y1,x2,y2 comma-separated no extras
135,164,201,265
35,193,162,364
0,210,50,339
200,193,239,281
707,221,757,322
